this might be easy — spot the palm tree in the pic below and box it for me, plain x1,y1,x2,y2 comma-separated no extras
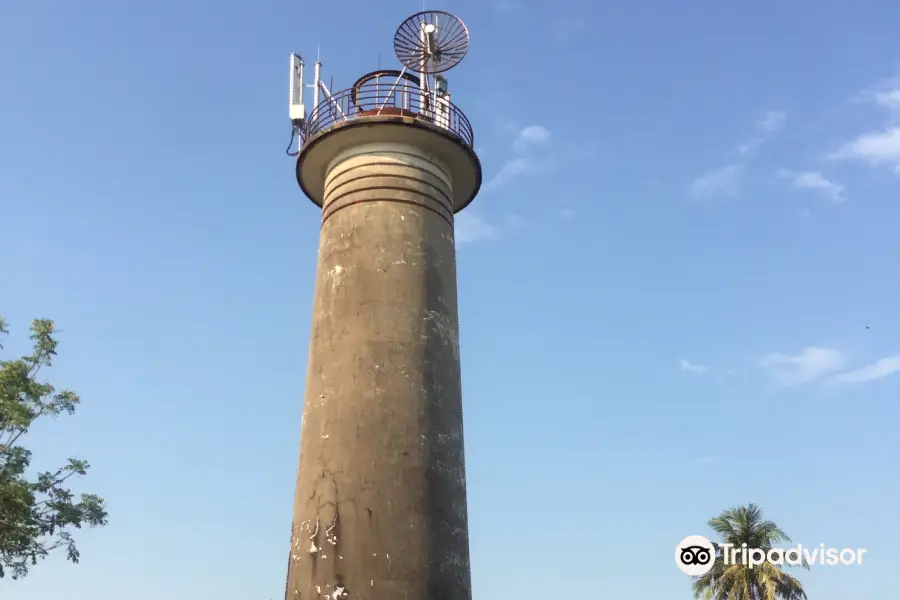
693,503,808,600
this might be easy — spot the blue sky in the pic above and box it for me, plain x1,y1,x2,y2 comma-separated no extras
1,0,898,598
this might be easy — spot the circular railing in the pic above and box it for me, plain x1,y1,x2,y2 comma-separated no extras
303,80,474,148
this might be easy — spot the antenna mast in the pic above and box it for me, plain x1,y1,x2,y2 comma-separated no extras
394,10,468,126
286,44,328,154
287,11,469,154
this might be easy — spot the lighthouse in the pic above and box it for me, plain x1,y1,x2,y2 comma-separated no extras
284,10,481,600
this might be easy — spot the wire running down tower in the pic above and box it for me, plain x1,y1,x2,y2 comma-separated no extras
283,10,481,600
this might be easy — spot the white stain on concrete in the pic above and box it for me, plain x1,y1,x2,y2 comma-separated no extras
325,515,338,545
328,264,345,292
424,310,460,360
308,517,320,553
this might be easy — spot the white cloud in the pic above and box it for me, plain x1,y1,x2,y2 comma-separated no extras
691,110,784,200
689,164,741,199
758,110,787,133
875,89,900,111
558,208,576,220
455,212,497,244
512,125,551,153
679,358,709,374
483,157,535,191
697,456,715,464
829,355,900,385
777,169,845,202
483,125,552,191
738,137,763,157
736,110,787,157
832,84,900,172
760,347,846,386
832,127,900,172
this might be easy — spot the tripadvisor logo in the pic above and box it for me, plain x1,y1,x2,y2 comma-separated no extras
675,535,716,576
675,535,867,576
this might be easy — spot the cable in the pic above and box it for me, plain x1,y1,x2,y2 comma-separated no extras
285,126,300,156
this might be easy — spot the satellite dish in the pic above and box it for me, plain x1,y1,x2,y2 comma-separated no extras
394,10,469,74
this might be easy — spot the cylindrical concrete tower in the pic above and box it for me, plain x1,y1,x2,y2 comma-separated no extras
284,15,481,600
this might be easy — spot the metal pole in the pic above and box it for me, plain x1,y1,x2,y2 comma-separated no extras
312,61,322,113
376,66,409,114
319,82,346,120
419,22,427,116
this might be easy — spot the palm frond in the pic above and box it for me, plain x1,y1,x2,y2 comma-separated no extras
695,504,807,600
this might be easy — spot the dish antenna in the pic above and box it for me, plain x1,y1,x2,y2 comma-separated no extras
394,10,469,74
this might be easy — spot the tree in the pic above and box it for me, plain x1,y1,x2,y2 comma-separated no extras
693,503,807,600
0,317,108,579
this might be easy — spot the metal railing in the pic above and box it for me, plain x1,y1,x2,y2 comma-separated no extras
303,81,474,148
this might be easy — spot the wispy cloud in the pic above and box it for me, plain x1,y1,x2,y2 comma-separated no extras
558,208,576,220
761,343,900,388
455,118,574,239
689,164,741,200
690,109,785,199
829,355,900,385
832,83,900,172
512,125,551,153
483,157,534,191
455,212,498,244
737,139,763,157
483,124,552,191
737,110,788,157
832,127,900,172
874,89,900,111
759,347,846,386
777,169,845,202
758,110,787,133
679,358,709,374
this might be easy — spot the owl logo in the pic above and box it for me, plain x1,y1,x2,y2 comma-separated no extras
680,545,712,565
675,535,716,575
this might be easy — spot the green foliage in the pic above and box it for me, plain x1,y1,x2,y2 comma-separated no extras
0,317,108,579
693,503,807,600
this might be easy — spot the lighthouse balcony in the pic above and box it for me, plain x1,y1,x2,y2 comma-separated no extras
301,73,474,150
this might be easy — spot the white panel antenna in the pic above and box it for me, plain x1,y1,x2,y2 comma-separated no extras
287,52,324,155
289,54,306,123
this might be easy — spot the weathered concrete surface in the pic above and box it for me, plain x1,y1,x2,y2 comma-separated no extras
285,140,471,600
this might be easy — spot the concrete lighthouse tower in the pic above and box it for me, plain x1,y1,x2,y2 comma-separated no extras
283,10,480,600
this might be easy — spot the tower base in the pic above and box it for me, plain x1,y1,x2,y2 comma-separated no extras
285,119,480,600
